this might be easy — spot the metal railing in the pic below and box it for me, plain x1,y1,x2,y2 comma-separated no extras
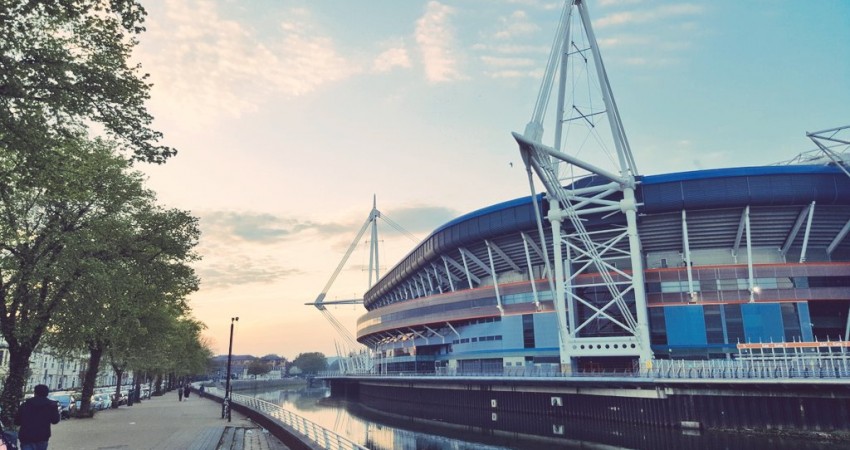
321,354,850,382
205,387,367,450
644,355,850,381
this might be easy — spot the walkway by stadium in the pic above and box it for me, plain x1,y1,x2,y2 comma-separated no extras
49,391,289,450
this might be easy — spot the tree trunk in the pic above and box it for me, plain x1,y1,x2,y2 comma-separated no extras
133,374,143,403
77,342,104,417
153,373,163,396
126,373,134,407
0,345,34,428
112,368,123,409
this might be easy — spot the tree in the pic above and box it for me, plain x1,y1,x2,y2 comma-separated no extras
292,352,327,375
246,359,272,377
44,202,202,415
0,137,150,425
0,0,175,164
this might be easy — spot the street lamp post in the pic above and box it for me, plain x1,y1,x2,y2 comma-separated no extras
223,316,238,421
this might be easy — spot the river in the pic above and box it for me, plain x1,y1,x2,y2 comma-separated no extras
244,386,848,450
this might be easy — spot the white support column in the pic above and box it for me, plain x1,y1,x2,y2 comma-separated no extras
460,251,475,289
732,207,747,263
445,322,461,338
682,210,696,302
828,217,850,256
564,237,576,336
781,204,813,257
549,201,572,372
424,272,435,295
521,232,541,309
485,240,504,314
799,202,816,263
623,187,652,364
845,306,850,343
431,265,444,294
745,206,756,302
442,257,456,292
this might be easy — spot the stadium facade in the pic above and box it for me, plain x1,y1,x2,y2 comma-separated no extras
338,0,850,375
355,164,850,373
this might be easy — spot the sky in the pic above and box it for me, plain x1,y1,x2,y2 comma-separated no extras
132,0,850,360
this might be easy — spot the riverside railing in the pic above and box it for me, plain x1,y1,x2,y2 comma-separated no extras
205,387,367,450
321,354,850,382
644,355,850,380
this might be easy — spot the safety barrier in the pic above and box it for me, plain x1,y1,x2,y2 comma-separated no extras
204,387,366,450
321,353,850,382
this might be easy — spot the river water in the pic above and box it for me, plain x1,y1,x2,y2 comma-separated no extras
245,387,847,450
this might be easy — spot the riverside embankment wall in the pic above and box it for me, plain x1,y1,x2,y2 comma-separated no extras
326,376,850,434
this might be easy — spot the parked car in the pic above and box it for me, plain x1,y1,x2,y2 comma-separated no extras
48,392,76,419
93,392,112,410
140,387,151,399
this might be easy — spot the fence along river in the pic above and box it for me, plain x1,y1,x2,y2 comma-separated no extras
222,385,849,450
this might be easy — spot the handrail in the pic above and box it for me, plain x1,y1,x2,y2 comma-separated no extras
204,387,367,450
319,353,850,383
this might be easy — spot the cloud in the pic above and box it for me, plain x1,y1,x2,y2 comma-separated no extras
194,210,362,290
595,4,704,28
201,211,353,244
415,1,465,83
494,11,540,40
138,0,355,123
480,55,536,68
598,0,645,6
505,0,561,9
197,255,301,289
473,33,547,80
373,45,412,73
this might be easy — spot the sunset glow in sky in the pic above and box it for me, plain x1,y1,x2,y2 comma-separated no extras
134,0,850,359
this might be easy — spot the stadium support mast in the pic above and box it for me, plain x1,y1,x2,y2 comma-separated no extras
513,0,652,372
304,197,382,374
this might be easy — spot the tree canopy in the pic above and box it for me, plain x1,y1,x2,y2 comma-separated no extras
246,359,272,377
0,0,203,426
0,0,175,163
292,352,327,375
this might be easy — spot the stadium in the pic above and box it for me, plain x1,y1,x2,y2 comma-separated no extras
355,163,850,373
342,1,850,375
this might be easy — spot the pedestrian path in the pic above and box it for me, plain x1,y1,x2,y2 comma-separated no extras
49,390,289,450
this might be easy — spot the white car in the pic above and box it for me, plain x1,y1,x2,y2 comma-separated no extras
93,393,112,410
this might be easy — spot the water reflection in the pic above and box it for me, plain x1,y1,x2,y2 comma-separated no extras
244,387,847,450
247,387,510,450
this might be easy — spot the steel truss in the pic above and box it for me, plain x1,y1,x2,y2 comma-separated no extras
514,0,651,371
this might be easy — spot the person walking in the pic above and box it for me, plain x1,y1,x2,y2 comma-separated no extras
183,384,190,400
177,385,183,402
15,384,60,450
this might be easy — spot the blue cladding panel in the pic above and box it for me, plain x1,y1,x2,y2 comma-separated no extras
533,313,559,348
641,183,683,213
797,302,814,342
741,303,785,342
500,315,524,349
664,306,707,346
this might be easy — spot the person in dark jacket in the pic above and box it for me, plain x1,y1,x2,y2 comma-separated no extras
183,384,190,400
15,384,60,450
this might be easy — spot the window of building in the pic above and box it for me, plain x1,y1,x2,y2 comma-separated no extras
522,314,535,349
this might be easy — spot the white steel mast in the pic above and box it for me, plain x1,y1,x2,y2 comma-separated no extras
305,198,383,374
514,0,652,372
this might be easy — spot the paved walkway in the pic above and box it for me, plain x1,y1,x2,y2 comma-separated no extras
49,391,289,450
